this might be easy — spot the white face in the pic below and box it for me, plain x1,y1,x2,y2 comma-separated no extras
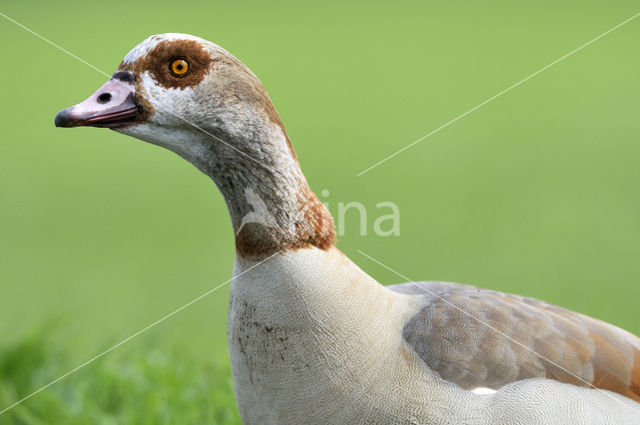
114,33,287,167
116,34,225,152
55,33,293,176
115,71,216,162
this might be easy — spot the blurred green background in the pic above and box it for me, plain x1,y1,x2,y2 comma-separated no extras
1,0,639,423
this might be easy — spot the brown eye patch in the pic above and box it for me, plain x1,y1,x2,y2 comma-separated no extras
119,39,213,90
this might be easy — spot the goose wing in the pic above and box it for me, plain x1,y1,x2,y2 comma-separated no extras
390,281,640,402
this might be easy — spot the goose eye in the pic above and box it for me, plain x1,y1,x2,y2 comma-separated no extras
169,58,190,77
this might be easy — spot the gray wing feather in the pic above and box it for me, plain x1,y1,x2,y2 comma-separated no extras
389,281,640,401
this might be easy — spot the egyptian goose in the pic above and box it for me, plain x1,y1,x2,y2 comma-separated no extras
55,34,640,424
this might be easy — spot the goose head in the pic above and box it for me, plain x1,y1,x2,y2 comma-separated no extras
55,33,334,258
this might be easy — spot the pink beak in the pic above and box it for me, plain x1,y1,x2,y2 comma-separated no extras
55,71,141,129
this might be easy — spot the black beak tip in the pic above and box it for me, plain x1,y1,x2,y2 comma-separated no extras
54,109,72,128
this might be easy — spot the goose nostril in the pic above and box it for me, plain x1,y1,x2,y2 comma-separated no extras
97,92,112,103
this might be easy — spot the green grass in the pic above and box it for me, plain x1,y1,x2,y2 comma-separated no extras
0,328,241,424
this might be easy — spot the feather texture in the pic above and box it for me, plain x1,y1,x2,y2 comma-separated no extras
392,281,640,402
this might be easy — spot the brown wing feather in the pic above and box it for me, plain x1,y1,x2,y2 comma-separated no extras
391,281,640,402
631,349,640,399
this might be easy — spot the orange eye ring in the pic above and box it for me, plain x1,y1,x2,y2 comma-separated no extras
169,58,190,77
